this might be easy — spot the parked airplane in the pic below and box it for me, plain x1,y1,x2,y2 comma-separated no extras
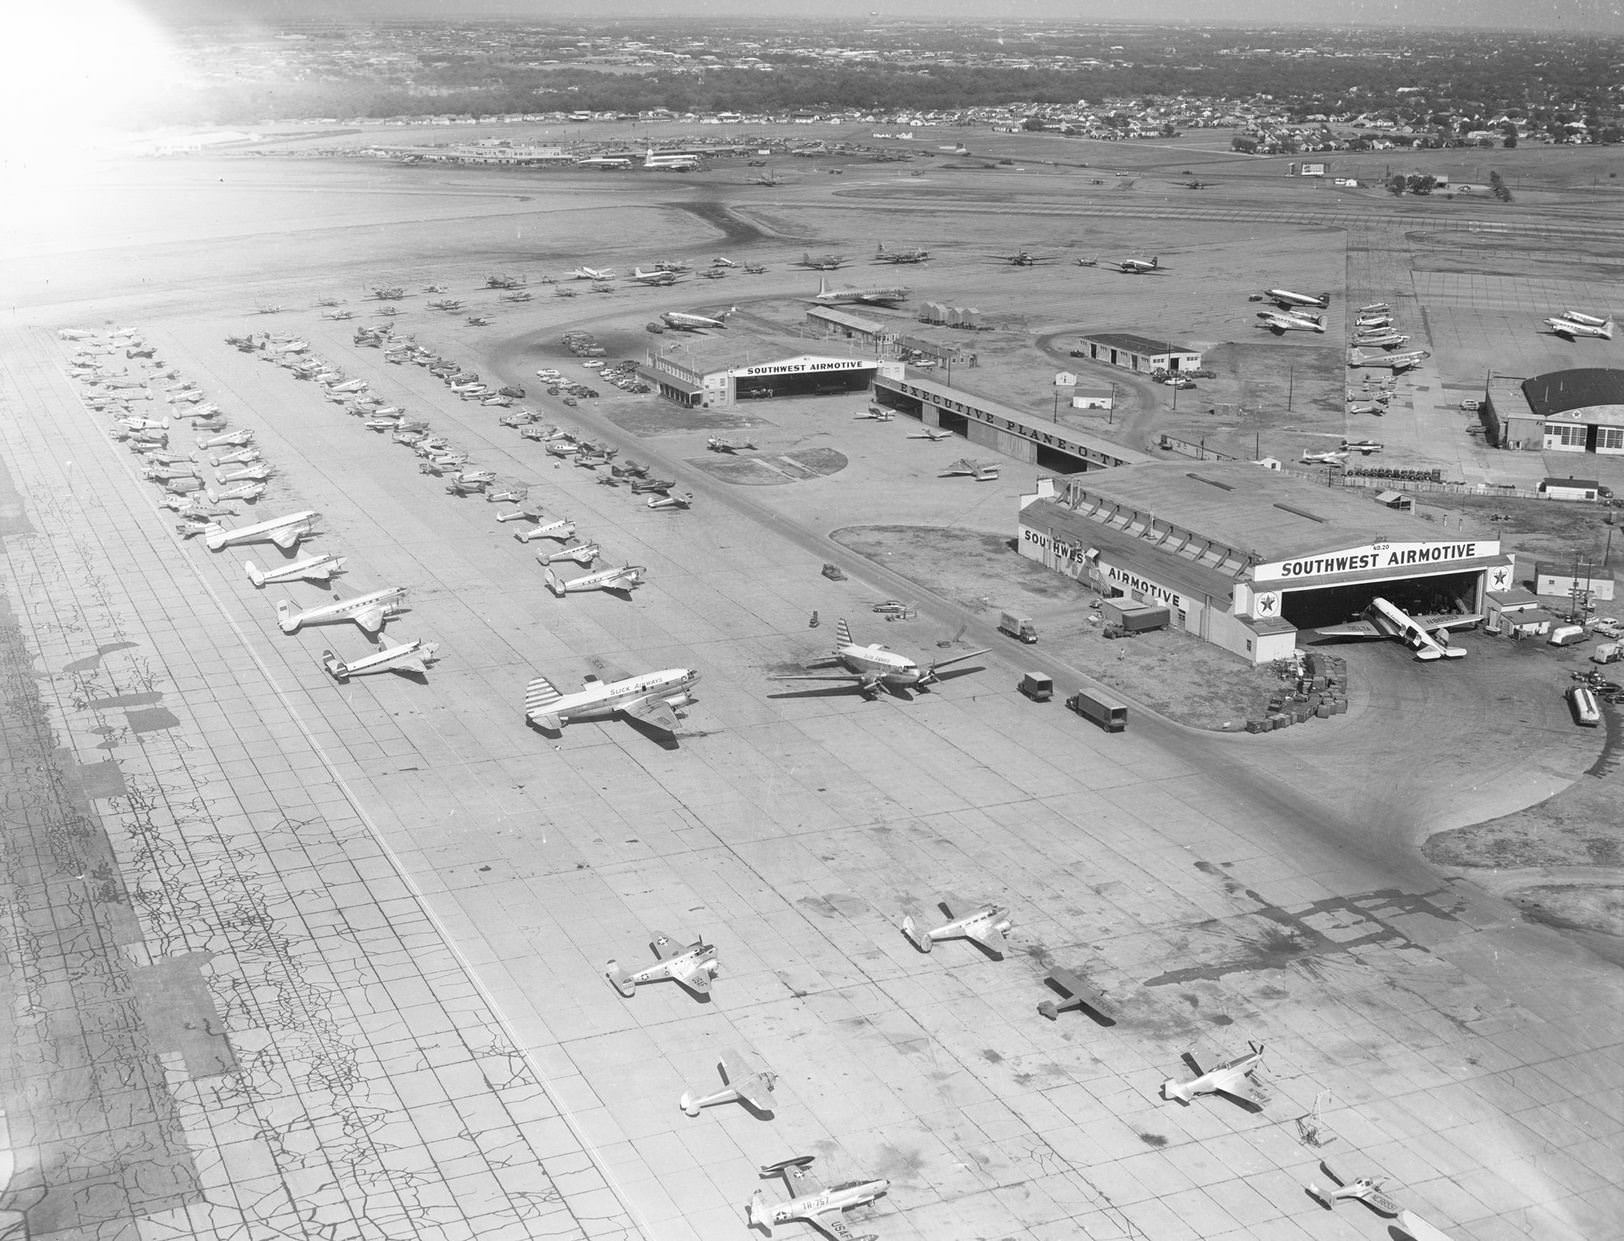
198,429,254,450
484,274,523,289
1307,1162,1402,1217
1037,968,1115,1022
202,509,318,553
775,617,988,698
1316,596,1478,660
254,305,285,315
569,266,615,280
989,248,1054,266
216,464,273,484
1160,1042,1267,1108
629,267,684,286
1559,309,1609,328
710,256,736,268
630,476,675,494
1258,287,1330,309
747,1156,890,1241
466,315,492,327
1258,309,1325,334
1358,301,1391,314
427,298,464,311
812,278,910,307
646,491,694,511
1340,438,1383,454
680,1050,777,1116
1546,315,1614,340
501,290,533,302
536,542,600,567
369,286,406,300
909,427,951,441
795,252,847,270
205,482,266,504
1354,312,1393,329
940,458,998,480
276,586,407,637
707,435,755,453
244,551,347,588
545,563,645,597
322,636,439,682
512,517,577,543
1347,347,1429,371
854,407,894,421
1300,450,1347,464
1353,329,1410,349
1113,255,1161,274
605,932,718,998
902,898,1013,956
322,310,356,321
874,242,929,264
525,666,699,735
662,307,734,331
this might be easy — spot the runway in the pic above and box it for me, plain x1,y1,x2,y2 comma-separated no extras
1,155,1620,1241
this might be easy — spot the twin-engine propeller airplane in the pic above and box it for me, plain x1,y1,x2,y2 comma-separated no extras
774,618,988,698
1316,596,1479,660
321,637,439,682
747,1156,890,1241
276,587,408,637
605,932,718,998
901,898,1013,956
202,509,318,553
244,551,347,588
544,563,645,597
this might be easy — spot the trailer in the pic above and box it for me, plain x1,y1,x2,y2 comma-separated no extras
1066,689,1127,732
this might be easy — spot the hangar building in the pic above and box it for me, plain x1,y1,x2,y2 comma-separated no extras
1018,462,1514,665
1487,368,1624,453
1073,332,1203,376
642,335,903,407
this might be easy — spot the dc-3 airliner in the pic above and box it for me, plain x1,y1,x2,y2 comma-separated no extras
1257,309,1325,334
524,667,699,735
1256,287,1330,309
1316,596,1479,660
747,1156,890,1241
276,587,408,637
774,618,988,698
1545,313,1613,340
202,509,319,553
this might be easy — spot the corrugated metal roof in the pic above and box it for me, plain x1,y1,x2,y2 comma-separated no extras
1080,332,1197,356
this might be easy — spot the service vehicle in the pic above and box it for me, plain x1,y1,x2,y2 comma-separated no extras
1066,689,1127,732
998,611,1039,643
1549,624,1590,646
1018,672,1053,702
1567,684,1602,727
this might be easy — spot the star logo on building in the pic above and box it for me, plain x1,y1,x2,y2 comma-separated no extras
1256,592,1279,615
1490,567,1511,591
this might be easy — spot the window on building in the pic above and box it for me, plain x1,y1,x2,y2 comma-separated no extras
1597,426,1624,451
1549,423,1585,447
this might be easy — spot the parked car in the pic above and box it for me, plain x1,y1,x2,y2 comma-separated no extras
1590,617,1624,638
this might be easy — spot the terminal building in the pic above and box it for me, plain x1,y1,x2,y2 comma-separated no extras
1486,368,1624,453
1018,461,1514,665
641,334,902,407
1072,332,1203,376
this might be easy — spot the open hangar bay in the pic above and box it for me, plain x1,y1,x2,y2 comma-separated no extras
0,143,1620,1241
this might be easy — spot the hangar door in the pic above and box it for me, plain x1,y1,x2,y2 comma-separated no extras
1281,570,1480,629
735,365,875,401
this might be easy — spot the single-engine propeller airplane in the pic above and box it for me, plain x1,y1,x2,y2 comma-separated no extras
1160,1042,1267,1108
680,1049,777,1116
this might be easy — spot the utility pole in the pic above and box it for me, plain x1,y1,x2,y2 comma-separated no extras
1287,365,1294,413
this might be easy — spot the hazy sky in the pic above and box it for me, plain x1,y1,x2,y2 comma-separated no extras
145,0,1624,34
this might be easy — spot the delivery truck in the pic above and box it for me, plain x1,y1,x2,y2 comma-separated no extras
1066,688,1127,732
998,611,1039,643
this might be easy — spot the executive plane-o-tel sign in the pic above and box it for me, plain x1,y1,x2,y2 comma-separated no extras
1251,539,1500,583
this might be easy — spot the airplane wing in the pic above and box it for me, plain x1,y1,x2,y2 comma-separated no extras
353,604,386,636
720,1050,775,1110
1414,611,1482,631
1216,1073,1266,1108
783,1161,825,1195
650,933,681,960
623,695,679,733
806,1211,856,1241
1315,620,1380,638
269,525,306,551
929,648,990,671
667,956,712,995
967,921,1009,954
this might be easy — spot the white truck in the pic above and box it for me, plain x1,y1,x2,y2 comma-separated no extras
998,611,1038,643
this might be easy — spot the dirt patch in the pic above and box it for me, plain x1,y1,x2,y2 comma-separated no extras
829,525,1287,729
604,405,773,436
1506,885,1624,937
691,449,847,485
1425,776,1624,870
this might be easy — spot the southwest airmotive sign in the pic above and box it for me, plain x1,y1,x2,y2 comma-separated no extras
737,357,869,377
1252,540,1500,583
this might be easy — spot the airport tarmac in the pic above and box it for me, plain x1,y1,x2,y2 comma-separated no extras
2,151,1621,1241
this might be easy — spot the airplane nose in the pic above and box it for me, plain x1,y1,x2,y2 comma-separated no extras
687,669,701,683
